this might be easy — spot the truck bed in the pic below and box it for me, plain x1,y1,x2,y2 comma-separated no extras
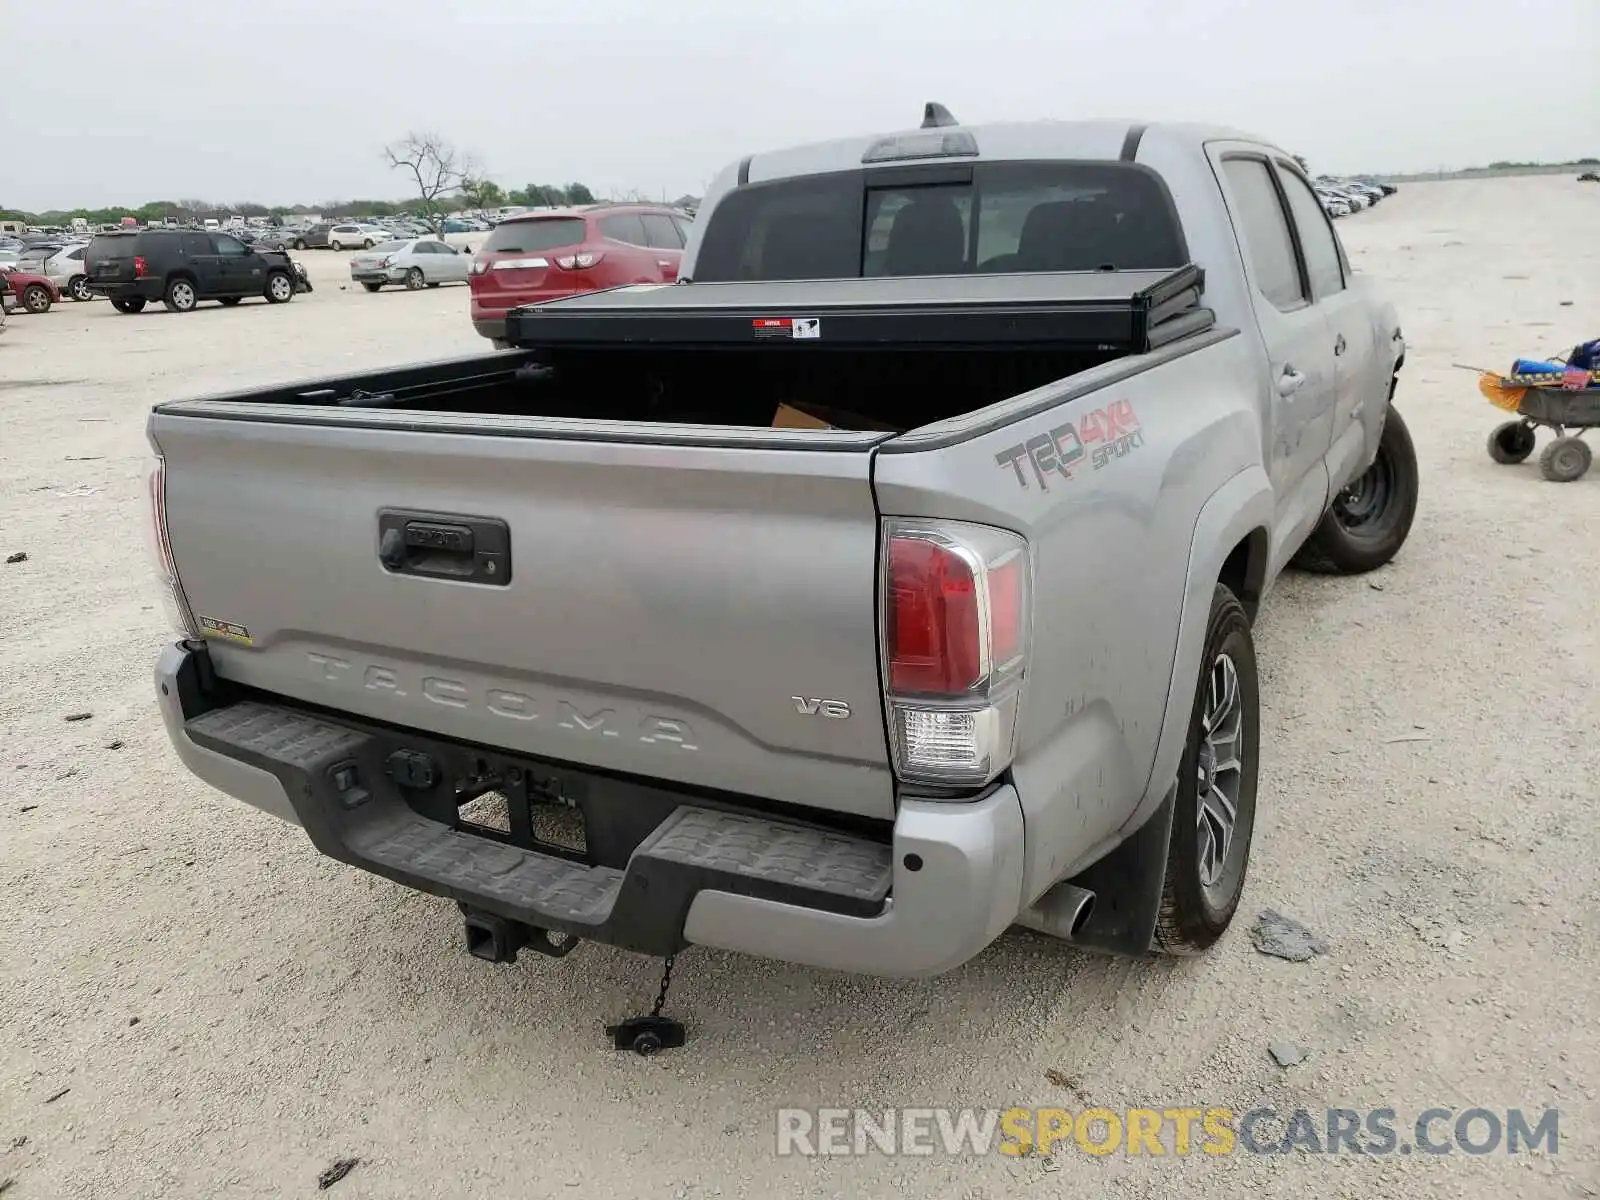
156,267,1211,435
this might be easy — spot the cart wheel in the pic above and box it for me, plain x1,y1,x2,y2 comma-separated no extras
1539,437,1592,483
1487,421,1536,465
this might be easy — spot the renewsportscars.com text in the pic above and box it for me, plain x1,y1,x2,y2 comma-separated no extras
775,1106,1560,1158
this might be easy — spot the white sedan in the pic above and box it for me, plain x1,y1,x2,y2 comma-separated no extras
348,239,472,291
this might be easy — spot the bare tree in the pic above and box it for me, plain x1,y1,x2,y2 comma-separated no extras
384,132,476,234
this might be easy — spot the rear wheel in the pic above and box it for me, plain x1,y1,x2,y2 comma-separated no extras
362,282,383,293
1540,436,1592,482
1292,406,1418,574
404,267,425,290
22,284,51,314
293,238,308,251
110,296,146,314
1487,420,1536,464
362,239,374,249
265,271,294,303
68,275,93,302
330,240,343,252
163,277,197,313
1153,584,1259,954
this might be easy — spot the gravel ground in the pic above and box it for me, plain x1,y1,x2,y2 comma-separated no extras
2,177,1596,1199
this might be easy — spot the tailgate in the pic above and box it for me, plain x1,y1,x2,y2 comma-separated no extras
149,412,896,819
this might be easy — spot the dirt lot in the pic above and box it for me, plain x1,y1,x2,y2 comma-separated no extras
2,179,1597,1199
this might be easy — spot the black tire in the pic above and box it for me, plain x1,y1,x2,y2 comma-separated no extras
218,296,243,307
1292,406,1418,574
1539,436,1592,483
1487,420,1535,464
1153,584,1260,955
22,284,51,314
163,277,198,313
362,239,374,249
330,240,343,252
404,267,425,290
362,281,383,293
68,275,93,302
265,271,294,304
110,296,146,314
491,338,513,350
293,239,308,251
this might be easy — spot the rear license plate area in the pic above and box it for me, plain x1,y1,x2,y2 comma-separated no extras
375,735,691,872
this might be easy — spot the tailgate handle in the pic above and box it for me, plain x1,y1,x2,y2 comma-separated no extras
377,511,511,586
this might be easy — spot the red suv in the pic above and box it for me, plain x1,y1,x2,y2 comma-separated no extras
469,204,693,345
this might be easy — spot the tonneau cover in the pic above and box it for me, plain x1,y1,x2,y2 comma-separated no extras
504,265,1210,354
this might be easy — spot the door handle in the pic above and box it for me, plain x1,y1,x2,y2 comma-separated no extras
1277,366,1306,397
1334,333,1347,356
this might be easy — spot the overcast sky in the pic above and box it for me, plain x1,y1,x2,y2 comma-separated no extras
4,0,1595,211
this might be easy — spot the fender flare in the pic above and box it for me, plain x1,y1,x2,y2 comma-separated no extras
1121,466,1274,835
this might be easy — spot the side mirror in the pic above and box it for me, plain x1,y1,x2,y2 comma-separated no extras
463,245,471,254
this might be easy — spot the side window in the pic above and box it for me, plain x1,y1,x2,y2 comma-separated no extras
640,214,683,249
67,247,85,261
181,233,212,256
433,241,456,254
1221,158,1305,310
1276,164,1345,297
599,214,648,245
213,235,249,256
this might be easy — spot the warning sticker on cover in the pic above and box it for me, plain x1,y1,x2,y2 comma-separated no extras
752,317,821,340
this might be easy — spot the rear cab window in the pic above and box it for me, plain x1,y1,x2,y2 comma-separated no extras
693,162,1186,281
481,219,587,254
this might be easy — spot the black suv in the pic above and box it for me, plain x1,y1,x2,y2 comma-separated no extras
85,229,299,313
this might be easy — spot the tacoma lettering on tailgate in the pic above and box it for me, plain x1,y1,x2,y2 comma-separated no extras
305,652,699,750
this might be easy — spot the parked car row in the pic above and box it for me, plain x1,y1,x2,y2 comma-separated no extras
1315,176,1397,218
0,235,94,302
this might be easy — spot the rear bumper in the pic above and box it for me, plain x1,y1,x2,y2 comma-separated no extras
89,279,162,300
352,269,408,284
471,315,507,341
155,642,1026,977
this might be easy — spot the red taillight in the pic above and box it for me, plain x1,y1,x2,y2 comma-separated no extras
133,255,148,278
888,538,981,695
881,520,1031,786
554,250,604,270
986,554,1025,669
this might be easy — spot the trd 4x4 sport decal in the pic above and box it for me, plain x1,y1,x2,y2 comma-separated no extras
995,399,1144,490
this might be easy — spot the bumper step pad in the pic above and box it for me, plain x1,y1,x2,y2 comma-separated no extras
186,700,891,955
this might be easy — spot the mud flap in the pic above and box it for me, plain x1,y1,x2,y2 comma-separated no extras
1058,785,1175,956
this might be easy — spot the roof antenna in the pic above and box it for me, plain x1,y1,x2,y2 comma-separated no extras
921,102,958,129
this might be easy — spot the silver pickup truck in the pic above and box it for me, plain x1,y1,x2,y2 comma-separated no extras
149,112,1414,984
